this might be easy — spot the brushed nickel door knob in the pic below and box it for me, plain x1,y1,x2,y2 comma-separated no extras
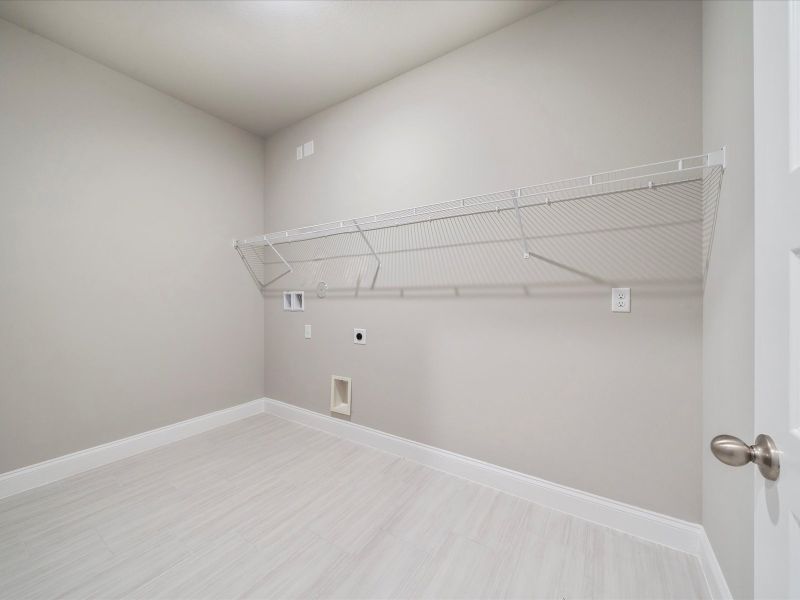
710,434,780,481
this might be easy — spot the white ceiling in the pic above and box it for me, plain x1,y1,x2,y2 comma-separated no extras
0,0,554,136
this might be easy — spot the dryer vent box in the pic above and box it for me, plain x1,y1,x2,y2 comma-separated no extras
330,375,351,416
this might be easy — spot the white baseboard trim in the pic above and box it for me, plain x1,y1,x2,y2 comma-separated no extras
262,397,730,598
0,395,730,599
698,529,734,599
0,398,264,500
262,397,699,552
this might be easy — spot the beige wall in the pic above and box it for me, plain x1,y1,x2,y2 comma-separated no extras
0,1,709,526
702,2,755,598
0,19,265,473
263,0,703,521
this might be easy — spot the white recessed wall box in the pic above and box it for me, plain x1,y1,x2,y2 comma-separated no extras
330,375,351,416
282,291,304,311
292,291,304,311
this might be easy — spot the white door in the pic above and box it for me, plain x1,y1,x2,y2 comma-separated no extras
754,1,800,598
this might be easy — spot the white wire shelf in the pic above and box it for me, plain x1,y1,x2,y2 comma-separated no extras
235,148,725,293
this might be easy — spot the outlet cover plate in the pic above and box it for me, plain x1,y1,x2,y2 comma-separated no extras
354,328,366,344
304,324,312,339
612,288,631,313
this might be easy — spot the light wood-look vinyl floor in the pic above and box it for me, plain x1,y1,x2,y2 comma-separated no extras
0,414,710,599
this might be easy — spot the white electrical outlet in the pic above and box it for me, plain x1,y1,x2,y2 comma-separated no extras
353,328,366,344
304,324,312,339
611,288,631,313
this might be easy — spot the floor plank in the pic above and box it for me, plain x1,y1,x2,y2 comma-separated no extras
0,414,710,599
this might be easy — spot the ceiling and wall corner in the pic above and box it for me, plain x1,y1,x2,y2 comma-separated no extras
0,0,555,137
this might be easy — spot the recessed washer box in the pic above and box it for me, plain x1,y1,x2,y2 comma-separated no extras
330,375,351,416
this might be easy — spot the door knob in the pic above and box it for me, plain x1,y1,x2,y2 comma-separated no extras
710,434,780,481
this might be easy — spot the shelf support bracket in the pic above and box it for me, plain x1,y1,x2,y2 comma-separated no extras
235,243,265,290
707,146,727,170
261,237,293,287
512,190,531,259
354,221,381,289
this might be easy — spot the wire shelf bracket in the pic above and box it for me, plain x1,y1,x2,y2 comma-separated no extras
511,189,532,259
235,235,293,288
354,221,381,289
